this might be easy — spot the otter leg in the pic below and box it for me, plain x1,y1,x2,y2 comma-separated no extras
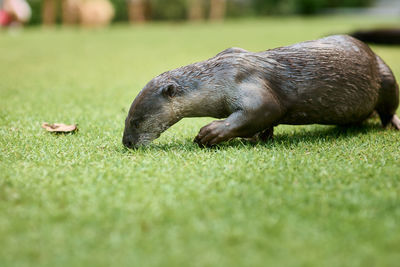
194,108,281,147
258,127,274,141
375,56,400,130
245,127,274,143
390,115,400,130
193,112,271,147
194,82,283,147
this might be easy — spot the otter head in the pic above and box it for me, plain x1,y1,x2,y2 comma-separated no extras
122,77,181,149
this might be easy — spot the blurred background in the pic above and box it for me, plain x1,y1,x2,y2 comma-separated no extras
1,0,399,28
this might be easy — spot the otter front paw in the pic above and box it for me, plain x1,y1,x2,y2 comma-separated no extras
194,120,231,147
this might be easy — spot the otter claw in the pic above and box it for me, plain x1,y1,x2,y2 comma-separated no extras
193,135,215,148
194,120,229,147
193,137,211,148
193,136,204,147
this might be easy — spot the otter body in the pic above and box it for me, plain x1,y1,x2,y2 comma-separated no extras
123,35,399,148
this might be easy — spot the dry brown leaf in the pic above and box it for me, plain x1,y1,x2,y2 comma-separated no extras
41,122,77,133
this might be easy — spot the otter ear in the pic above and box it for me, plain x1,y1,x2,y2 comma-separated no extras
161,84,177,98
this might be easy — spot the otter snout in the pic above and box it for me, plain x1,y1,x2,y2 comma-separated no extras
122,133,137,149
122,127,143,149
122,129,154,149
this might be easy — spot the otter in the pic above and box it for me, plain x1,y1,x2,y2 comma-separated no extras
122,35,400,148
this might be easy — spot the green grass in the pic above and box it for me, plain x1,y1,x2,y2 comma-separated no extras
1,16,400,267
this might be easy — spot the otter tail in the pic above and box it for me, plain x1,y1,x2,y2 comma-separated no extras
350,29,400,45
375,55,400,129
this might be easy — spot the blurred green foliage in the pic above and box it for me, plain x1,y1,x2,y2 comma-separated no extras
149,0,188,20
27,0,43,24
232,0,374,16
25,0,375,25
112,0,129,22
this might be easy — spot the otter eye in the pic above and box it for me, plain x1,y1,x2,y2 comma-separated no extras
131,119,140,128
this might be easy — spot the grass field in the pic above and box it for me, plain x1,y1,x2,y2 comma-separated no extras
1,16,400,267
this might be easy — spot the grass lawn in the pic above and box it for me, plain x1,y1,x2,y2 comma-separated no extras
1,16,400,267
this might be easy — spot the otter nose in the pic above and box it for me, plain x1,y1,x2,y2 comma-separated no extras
122,135,135,149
